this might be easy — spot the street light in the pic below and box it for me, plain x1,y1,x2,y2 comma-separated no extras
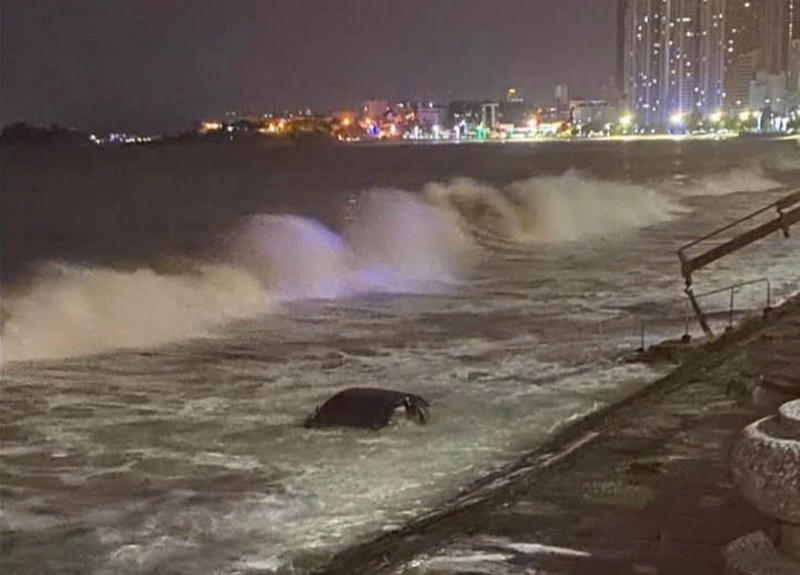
620,114,633,128
709,111,722,124
739,110,751,122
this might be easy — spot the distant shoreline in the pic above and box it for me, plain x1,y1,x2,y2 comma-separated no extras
5,131,796,150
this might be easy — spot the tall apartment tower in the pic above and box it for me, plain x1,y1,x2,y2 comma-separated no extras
723,0,797,108
726,0,762,65
762,0,794,73
622,0,726,126
616,0,628,95
724,0,763,109
554,84,570,119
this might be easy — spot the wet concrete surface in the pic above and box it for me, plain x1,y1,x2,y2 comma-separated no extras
315,297,800,575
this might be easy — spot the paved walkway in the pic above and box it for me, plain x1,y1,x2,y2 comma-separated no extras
316,297,800,575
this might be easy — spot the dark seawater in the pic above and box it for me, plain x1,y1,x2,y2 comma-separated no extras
2,139,799,574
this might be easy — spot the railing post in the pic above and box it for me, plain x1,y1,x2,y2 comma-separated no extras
683,300,692,343
728,287,736,330
687,285,714,340
640,320,645,352
766,279,772,315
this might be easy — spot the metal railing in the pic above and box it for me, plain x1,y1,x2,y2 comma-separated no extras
677,188,796,269
690,277,772,332
635,277,772,352
677,188,800,338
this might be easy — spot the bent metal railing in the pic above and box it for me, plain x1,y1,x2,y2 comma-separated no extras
691,277,772,332
636,277,772,352
678,188,800,339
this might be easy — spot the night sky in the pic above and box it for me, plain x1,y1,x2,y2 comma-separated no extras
2,1,617,133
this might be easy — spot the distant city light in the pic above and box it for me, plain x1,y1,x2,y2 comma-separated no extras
709,111,722,123
620,114,633,127
200,121,223,133
739,110,751,122
670,112,685,125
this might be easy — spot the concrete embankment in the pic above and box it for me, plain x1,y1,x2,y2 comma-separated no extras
315,295,800,575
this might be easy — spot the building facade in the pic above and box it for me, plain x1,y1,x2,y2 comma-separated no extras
622,0,726,127
362,100,390,122
791,38,800,91
727,49,762,107
571,100,618,133
480,103,499,128
554,84,570,119
724,0,798,111
763,0,794,74
725,0,762,67
724,0,762,110
416,104,447,131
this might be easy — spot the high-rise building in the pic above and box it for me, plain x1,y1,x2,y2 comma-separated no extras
790,38,800,91
763,0,793,73
727,50,762,107
725,0,762,66
554,84,570,119
622,0,663,126
724,0,762,109
722,0,797,112
554,84,569,105
616,0,628,95
622,0,726,126
481,103,499,128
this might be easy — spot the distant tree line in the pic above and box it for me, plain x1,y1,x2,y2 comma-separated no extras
0,122,92,145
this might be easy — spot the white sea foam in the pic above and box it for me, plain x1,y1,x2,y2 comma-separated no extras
667,165,781,197
5,152,800,575
344,189,477,291
764,152,800,172
507,171,683,242
1,191,477,361
227,214,352,300
1,264,267,362
0,171,698,362
424,170,684,243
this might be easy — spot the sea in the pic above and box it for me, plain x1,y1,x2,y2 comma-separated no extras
2,138,800,574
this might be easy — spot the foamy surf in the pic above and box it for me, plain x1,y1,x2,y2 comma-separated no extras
4,144,800,575
1,263,268,362
664,165,782,197
424,170,684,244
2,172,686,362
228,191,477,299
764,151,800,172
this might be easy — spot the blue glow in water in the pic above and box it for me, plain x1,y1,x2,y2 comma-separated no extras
351,265,404,292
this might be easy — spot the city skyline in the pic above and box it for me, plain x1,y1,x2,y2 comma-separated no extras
1,0,618,133
621,0,800,128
